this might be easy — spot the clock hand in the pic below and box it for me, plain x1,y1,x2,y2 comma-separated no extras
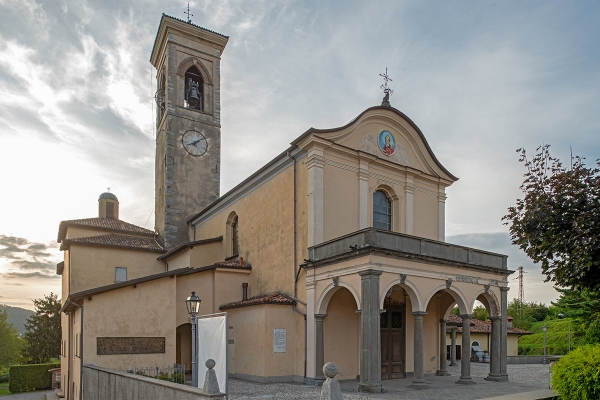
187,139,201,146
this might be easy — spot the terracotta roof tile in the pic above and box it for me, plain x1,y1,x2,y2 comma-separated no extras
214,261,251,268
58,218,155,241
446,314,531,335
220,293,296,310
61,234,164,253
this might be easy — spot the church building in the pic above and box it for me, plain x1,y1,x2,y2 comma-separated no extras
57,14,514,400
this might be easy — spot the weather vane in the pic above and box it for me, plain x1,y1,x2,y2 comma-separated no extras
379,68,393,106
184,2,194,23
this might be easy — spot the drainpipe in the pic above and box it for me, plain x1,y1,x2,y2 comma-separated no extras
75,301,84,400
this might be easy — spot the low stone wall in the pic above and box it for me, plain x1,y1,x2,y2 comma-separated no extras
83,365,225,400
507,356,548,364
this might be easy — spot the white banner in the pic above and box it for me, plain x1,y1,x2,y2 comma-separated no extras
197,313,228,395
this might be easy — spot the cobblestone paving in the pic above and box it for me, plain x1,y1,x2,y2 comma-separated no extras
1,391,52,399
228,363,551,400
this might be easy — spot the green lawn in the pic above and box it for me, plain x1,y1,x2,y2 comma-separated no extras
0,382,10,396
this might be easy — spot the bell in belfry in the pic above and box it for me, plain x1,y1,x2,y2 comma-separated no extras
186,78,202,110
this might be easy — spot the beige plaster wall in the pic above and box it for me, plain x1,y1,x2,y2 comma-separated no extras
412,188,438,240
194,166,296,297
446,332,520,357
166,251,190,271
322,156,359,241
62,250,70,303
175,271,215,327
69,245,164,293
323,288,359,379
190,241,222,267
82,277,177,370
227,304,302,380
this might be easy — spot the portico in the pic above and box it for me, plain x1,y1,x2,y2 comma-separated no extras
304,228,511,392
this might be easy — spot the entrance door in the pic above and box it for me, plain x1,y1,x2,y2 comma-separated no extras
380,299,406,379
176,333,181,365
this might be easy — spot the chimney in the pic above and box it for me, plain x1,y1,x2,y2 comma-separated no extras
507,316,513,329
242,283,248,301
240,257,244,266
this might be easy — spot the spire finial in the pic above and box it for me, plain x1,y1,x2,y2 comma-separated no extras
184,2,194,23
379,68,393,106
107,187,111,193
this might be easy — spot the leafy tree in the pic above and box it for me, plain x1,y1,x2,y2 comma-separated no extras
503,145,600,291
472,305,489,321
551,287,600,345
0,309,24,368
507,299,549,331
450,306,460,315
23,293,61,364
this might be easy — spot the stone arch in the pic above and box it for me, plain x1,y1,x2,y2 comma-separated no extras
317,282,361,314
177,56,213,85
423,284,470,315
472,288,501,317
380,278,423,312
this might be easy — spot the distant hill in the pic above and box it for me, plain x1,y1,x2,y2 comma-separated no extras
0,305,34,335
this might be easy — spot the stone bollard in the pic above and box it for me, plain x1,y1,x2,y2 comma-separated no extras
320,362,343,400
202,359,220,394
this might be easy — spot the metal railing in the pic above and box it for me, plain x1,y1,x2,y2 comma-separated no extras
122,365,185,385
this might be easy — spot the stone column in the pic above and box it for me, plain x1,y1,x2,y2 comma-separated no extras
450,327,458,366
409,312,429,389
315,314,327,385
500,287,510,381
438,319,450,376
358,270,382,393
456,314,475,385
438,189,446,241
485,316,503,381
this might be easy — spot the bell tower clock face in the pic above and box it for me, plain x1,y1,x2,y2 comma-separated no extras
182,130,208,156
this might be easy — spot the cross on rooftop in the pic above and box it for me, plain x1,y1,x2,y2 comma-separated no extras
379,68,393,106
184,2,194,23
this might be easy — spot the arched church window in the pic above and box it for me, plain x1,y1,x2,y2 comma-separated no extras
373,190,392,231
184,66,203,111
232,215,239,256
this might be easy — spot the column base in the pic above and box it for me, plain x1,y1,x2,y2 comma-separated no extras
449,362,458,366
408,381,429,390
485,374,504,382
358,383,382,393
315,377,325,386
456,377,476,385
437,370,451,376
304,377,315,386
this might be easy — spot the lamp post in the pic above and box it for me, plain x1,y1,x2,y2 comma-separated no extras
542,324,547,365
186,291,202,387
557,313,570,354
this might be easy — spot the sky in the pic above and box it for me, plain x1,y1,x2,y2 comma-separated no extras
0,0,598,310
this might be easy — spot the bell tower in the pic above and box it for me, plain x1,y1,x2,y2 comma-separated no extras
150,14,229,248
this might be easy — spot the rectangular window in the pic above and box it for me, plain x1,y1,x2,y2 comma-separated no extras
115,267,127,283
106,202,115,219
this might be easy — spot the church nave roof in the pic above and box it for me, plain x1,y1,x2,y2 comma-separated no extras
57,217,155,242
60,233,165,253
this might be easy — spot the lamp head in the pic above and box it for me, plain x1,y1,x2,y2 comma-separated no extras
186,291,201,316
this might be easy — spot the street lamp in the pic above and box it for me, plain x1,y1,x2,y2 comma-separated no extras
186,291,202,387
542,324,548,365
557,313,571,354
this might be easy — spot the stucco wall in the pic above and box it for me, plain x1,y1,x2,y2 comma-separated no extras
323,157,359,241
82,277,177,370
323,288,359,379
69,245,164,293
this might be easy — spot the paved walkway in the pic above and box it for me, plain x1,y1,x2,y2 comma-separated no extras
0,391,52,400
228,363,551,399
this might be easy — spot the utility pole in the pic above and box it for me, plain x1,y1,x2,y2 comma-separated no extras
514,266,526,318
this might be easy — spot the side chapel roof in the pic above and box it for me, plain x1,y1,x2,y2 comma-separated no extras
446,314,531,335
219,293,297,310
60,233,165,253
57,218,155,242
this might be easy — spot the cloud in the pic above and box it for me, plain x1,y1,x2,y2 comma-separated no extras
0,235,57,261
12,260,55,271
1,271,59,279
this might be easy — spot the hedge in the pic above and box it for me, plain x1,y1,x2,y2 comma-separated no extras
551,344,600,400
8,362,60,393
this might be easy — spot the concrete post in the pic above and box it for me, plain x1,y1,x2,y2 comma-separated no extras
191,315,198,387
358,269,382,394
202,359,220,394
450,327,458,366
485,316,503,381
315,314,327,385
409,312,429,389
438,319,450,376
321,362,343,400
500,287,510,381
456,314,475,385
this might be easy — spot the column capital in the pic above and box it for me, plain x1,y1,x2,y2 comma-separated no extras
359,269,383,277
489,315,502,321
314,314,327,320
499,286,510,292
449,326,458,331
411,311,427,317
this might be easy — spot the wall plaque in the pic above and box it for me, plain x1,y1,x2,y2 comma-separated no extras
97,337,165,355
273,329,286,353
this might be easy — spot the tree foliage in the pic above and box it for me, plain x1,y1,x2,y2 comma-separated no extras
0,309,24,368
23,293,61,364
507,299,549,331
503,145,600,291
472,305,489,321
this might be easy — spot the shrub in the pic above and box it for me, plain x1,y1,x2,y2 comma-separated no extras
0,374,8,383
551,344,600,400
8,362,60,393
